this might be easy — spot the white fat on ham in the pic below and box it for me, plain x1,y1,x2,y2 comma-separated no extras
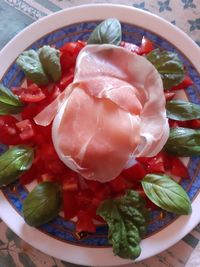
35,44,169,182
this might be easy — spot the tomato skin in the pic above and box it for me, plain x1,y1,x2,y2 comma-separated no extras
62,171,79,192
137,152,166,174
171,75,193,90
164,91,175,101
0,115,21,145
169,156,189,178
58,73,74,91
12,84,46,103
187,119,200,129
60,41,86,73
139,36,154,55
16,119,34,141
63,191,78,220
20,165,38,185
76,210,96,233
121,163,146,182
109,175,128,193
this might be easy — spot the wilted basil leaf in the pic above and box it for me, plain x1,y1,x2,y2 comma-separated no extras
39,45,61,82
0,84,23,115
164,127,200,156
23,181,61,227
16,50,49,85
166,100,200,121
88,18,122,45
147,49,185,89
0,146,34,187
142,174,191,215
97,190,149,260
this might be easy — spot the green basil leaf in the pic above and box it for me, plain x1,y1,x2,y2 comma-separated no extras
23,181,61,227
164,127,200,156
97,190,149,260
88,18,122,45
0,84,23,115
39,46,61,82
141,174,191,215
16,50,49,85
166,100,200,121
0,146,34,187
147,49,185,89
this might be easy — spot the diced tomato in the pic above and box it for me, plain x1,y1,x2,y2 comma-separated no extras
60,41,86,73
0,115,21,145
170,75,193,91
169,156,189,178
187,119,200,129
120,41,140,54
137,152,165,174
139,36,154,55
20,165,38,185
62,171,79,192
164,91,175,101
58,73,74,91
63,191,78,220
109,175,128,193
16,119,34,141
121,163,146,182
168,119,179,128
76,189,93,209
41,173,54,182
84,180,102,192
12,84,46,103
76,210,96,233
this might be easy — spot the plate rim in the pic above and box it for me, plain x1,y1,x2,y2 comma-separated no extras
0,4,200,266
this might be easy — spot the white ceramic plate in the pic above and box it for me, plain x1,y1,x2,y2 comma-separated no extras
0,4,200,266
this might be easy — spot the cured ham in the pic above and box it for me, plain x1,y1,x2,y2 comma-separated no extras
34,44,169,182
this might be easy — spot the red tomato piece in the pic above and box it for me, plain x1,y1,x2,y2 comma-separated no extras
164,91,175,101
187,119,200,129
62,171,79,192
76,210,96,233
121,163,146,182
20,165,38,185
60,41,86,73
137,152,165,174
109,175,128,193
139,36,154,55
63,191,78,220
12,84,46,103
16,119,34,141
168,119,179,128
58,73,74,91
170,156,189,178
76,189,93,210
0,115,21,145
171,75,193,91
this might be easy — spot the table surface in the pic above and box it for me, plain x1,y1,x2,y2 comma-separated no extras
0,0,200,267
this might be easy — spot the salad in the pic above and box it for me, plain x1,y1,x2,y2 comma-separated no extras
0,18,199,260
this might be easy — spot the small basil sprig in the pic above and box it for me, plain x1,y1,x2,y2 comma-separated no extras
39,46,61,82
97,190,149,260
147,49,185,90
16,50,49,85
88,18,122,46
166,100,200,121
0,146,34,187
141,174,191,215
164,127,200,156
23,181,61,227
0,84,23,115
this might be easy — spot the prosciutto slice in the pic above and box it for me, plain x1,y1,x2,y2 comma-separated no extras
35,44,169,182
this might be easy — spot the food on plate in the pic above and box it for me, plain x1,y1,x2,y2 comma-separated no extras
0,18,198,260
